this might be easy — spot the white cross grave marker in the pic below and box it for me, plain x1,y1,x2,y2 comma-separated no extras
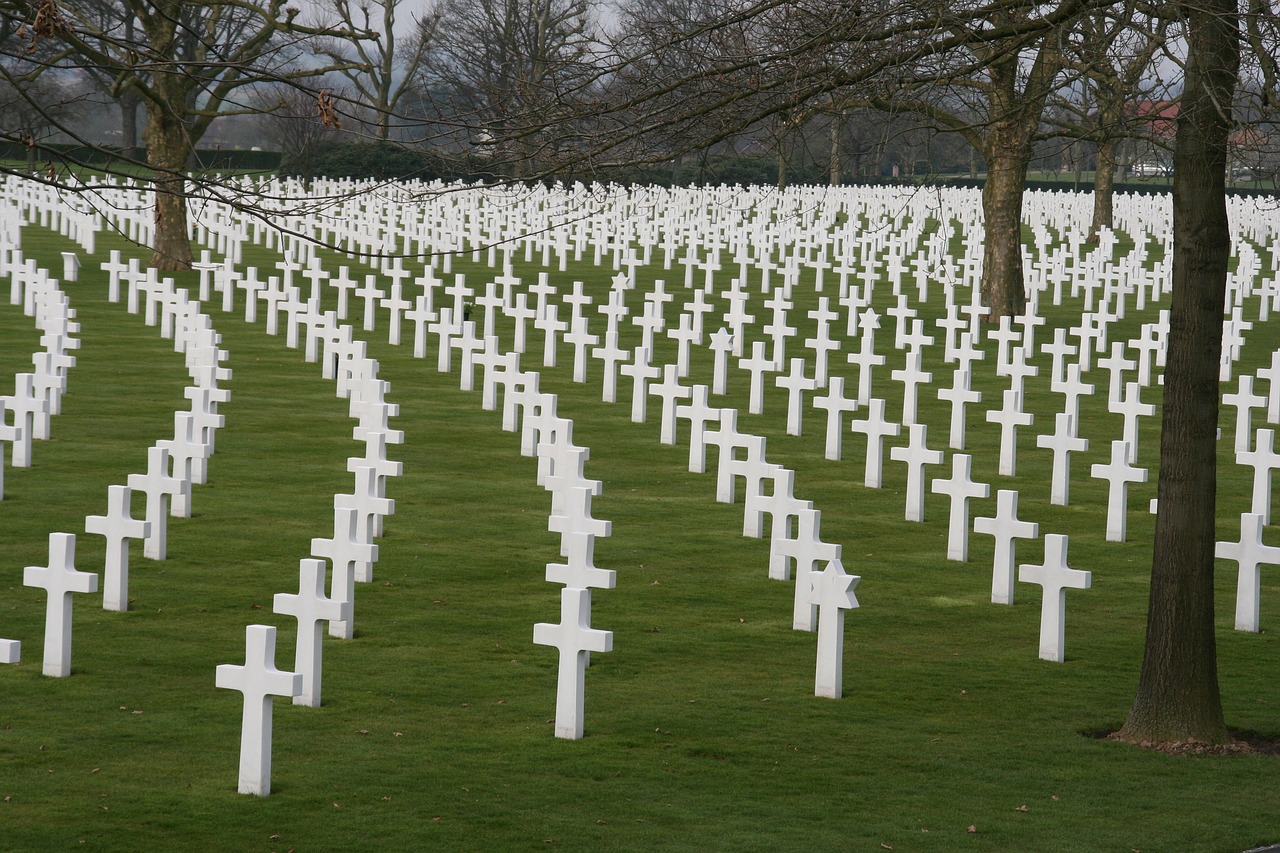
974,490,1039,605
532,587,613,740
930,454,990,561
1238,427,1280,525
85,484,150,611
1215,512,1280,633
1090,439,1148,542
1018,534,1091,663
215,624,302,795
127,445,189,560
1036,412,1089,506
23,532,97,677
273,558,351,707
889,423,943,522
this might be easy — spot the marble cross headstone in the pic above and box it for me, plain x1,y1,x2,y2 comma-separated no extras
848,398,901,489
127,445,188,560
973,489,1039,605
986,388,1033,477
813,375,859,461
889,423,943,522
930,453,990,561
273,558,351,707
215,624,302,795
1215,511,1280,633
85,484,150,611
1018,533,1091,663
1090,439,1147,542
23,531,98,677
1238,427,1280,525
532,587,613,740
1036,412,1089,506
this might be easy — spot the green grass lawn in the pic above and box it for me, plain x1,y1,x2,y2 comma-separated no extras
1,189,1279,852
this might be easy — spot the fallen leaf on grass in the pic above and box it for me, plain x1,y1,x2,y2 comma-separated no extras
1015,805,1030,812
967,825,977,833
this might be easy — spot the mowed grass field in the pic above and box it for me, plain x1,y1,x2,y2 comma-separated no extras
2,192,1280,852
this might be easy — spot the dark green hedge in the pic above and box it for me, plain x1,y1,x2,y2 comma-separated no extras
0,140,281,171
286,141,490,182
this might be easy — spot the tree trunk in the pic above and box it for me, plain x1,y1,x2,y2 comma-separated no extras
979,135,1030,319
1090,137,1118,241
143,103,194,270
121,95,140,161
829,112,842,186
1118,0,1238,746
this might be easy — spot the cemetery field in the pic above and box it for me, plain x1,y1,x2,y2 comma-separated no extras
3,181,1280,852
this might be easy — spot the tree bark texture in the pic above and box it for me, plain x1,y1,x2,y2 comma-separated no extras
144,102,194,270
1119,0,1238,745
980,129,1030,320
1090,137,1117,241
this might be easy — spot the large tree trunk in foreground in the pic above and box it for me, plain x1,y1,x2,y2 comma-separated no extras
1118,0,1238,746
979,138,1030,319
143,104,194,271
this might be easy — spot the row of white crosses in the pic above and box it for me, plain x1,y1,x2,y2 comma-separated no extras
15,179,1274,691
207,181,1280,663
264,223,859,706
1217,354,1280,634
275,226,866,698
527,395,616,740
355,265,621,739
205,185,1161,669
1,246,79,491
1,246,82,668
3,249,231,677
190,253,401,795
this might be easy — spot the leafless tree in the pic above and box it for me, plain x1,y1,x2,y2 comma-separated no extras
312,0,437,142
0,0,365,268
415,0,599,176
1053,2,1169,238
